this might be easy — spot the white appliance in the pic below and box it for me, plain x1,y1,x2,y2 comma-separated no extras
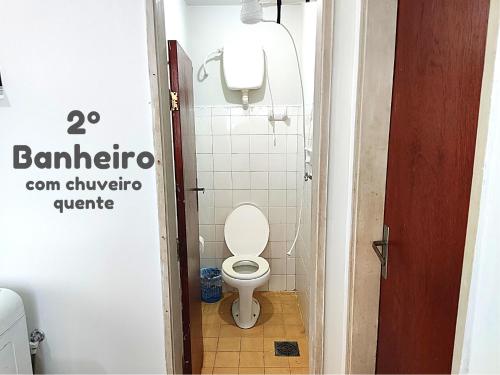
221,204,270,328
0,289,32,374
222,39,265,108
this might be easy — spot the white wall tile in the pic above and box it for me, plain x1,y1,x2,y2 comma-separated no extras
232,172,251,189
197,171,214,189
212,135,231,153
213,154,232,171
196,135,212,154
287,135,298,153
270,224,286,241
195,116,211,135
199,205,214,225
286,190,297,206
195,107,211,117
215,225,225,242
270,241,287,259
199,225,215,242
213,172,232,189
233,190,251,206
194,105,303,292
215,207,232,224
271,258,287,274
211,116,231,135
250,154,269,171
231,154,250,171
287,207,297,224
199,189,214,208
269,135,287,154
231,135,250,153
269,275,286,291
212,106,230,116
269,207,287,224
269,172,286,189
287,257,296,274
197,154,213,172
250,172,269,189
286,154,297,171
214,190,233,207
269,190,287,207
250,135,269,153
269,154,287,171
250,190,269,207
286,172,297,189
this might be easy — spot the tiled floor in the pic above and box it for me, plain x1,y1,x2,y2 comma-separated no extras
201,291,309,375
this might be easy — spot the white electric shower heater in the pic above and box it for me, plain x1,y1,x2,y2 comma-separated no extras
239,0,310,256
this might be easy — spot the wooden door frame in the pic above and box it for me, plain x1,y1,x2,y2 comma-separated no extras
145,0,184,373
146,0,337,373
346,0,500,373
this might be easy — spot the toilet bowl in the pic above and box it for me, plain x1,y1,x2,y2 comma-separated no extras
221,203,270,329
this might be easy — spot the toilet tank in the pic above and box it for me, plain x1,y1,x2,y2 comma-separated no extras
0,289,32,374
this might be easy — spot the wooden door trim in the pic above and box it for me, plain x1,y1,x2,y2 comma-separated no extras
345,1,398,373
145,0,183,373
453,0,500,371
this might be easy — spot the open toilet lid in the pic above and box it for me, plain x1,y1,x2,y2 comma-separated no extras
224,204,269,256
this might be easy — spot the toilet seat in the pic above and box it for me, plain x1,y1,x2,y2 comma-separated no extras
222,255,269,280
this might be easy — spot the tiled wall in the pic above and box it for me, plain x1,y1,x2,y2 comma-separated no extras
195,105,301,291
295,104,314,331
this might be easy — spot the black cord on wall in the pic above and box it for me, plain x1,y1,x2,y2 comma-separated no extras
277,0,282,23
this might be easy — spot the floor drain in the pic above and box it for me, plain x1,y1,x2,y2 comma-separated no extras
274,341,300,356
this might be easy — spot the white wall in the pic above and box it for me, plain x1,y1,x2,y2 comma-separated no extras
0,1,166,373
459,19,500,373
165,0,189,50
323,0,362,373
186,5,305,106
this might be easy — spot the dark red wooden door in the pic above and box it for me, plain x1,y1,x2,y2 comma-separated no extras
168,40,203,374
376,0,489,373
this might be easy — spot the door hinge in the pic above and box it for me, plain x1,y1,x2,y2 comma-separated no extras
372,224,390,279
170,90,179,111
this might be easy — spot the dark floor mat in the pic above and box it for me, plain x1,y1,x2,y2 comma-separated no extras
274,341,300,356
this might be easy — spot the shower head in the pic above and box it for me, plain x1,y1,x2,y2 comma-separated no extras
240,0,263,24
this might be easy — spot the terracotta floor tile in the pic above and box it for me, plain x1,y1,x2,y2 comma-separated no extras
241,337,264,352
264,368,290,374
264,325,286,338
282,314,302,326
239,352,265,368
214,352,240,368
218,337,241,352
263,338,286,352
281,304,299,314
240,325,264,338
220,324,243,337
288,355,308,368
285,325,305,339
201,367,213,374
289,368,309,374
204,337,219,352
263,352,290,368
213,367,239,374
262,314,285,326
262,304,283,314
204,324,221,338
204,313,223,325
204,352,216,368
239,367,265,374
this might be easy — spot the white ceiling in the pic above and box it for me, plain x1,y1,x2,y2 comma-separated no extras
185,0,308,5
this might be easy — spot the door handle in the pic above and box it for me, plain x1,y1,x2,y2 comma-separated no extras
191,187,205,193
372,224,389,279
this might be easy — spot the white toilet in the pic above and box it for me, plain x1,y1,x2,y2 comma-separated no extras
221,203,270,329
